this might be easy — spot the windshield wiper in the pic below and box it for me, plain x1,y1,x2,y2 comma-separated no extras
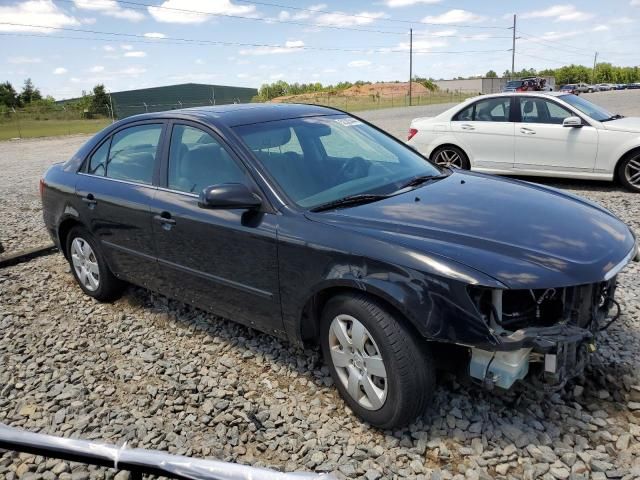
310,193,389,212
396,173,449,191
601,114,624,122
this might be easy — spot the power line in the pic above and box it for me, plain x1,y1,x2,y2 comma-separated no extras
61,0,510,31
0,24,509,55
518,31,599,55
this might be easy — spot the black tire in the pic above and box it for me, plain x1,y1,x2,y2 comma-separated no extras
66,226,124,301
320,293,435,429
617,152,640,193
430,145,471,170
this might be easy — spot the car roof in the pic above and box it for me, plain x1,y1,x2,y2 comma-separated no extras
464,91,567,102
118,103,342,128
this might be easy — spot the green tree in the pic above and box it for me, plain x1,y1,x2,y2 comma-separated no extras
485,70,497,78
19,78,42,104
90,84,110,115
0,81,19,108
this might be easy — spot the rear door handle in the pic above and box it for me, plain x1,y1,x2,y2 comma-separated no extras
154,213,176,230
460,124,475,130
520,127,536,135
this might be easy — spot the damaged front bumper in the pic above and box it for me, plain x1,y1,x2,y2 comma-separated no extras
466,278,622,391
469,324,595,390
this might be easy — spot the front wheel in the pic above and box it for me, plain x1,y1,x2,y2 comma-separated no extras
66,226,125,301
430,145,470,170
618,153,640,193
320,294,435,429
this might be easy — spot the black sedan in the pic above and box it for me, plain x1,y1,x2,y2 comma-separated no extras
41,104,638,429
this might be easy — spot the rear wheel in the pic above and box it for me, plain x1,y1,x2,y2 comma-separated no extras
66,226,124,301
618,152,640,193
320,294,435,429
431,145,470,170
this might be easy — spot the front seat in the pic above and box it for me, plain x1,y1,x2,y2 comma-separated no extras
522,100,535,122
476,104,493,121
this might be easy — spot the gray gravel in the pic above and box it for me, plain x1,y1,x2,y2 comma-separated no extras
1,92,640,479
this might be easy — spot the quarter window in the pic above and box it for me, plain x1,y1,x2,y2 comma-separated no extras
168,125,246,194
105,124,162,184
453,97,511,122
88,139,110,176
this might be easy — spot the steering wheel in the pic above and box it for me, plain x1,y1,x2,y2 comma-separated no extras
338,156,370,181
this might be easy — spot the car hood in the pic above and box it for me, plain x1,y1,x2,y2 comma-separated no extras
306,171,636,289
602,117,640,133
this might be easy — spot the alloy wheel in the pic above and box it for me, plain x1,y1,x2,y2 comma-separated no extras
70,237,100,292
328,314,388,410
433,149,463,168
625,156,640,188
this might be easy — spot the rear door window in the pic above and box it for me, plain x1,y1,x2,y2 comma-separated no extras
106,124,163,185
453,97,511,122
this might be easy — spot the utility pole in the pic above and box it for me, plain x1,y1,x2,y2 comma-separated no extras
592,51,598,84
511,14,516,78
409,28,413,106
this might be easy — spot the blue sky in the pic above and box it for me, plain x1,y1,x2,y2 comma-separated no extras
1,0,639,99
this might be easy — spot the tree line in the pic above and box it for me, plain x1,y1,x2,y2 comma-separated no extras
482,63,640,86
0,79,112,116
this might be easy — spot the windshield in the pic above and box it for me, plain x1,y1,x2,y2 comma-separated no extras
559,94,615,121
234,114,441,209
506,81,523,87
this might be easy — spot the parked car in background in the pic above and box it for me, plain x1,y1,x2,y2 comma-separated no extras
595,83,614,91
627,83,640,90
503,77,550,92
407,92,640,192
574,82,592,93
41,103,638,429
560,84,578,94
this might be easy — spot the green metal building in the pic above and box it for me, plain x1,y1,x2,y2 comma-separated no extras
109,83,258,118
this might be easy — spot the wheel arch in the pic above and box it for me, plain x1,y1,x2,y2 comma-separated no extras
298,282,425,348
57,216,85,259
615,146,640,180
430,142,471,167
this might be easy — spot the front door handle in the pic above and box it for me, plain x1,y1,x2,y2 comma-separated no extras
81,193,97,209
461,124,475,130
520,127,536,135
154,213,176,231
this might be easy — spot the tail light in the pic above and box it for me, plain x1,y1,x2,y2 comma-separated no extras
516,87,524,92
408,128,418,141
39,178,45,198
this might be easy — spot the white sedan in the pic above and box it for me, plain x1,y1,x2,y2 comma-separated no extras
407,92,640,192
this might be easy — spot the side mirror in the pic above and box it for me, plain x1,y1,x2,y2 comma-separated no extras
198,183,262,210
563,116,583,128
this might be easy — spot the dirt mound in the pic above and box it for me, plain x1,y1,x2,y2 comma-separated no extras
269,82,427,103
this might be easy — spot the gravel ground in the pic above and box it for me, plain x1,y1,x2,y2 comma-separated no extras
1,92,640,479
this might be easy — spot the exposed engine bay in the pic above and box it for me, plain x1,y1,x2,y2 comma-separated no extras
467,279,619,390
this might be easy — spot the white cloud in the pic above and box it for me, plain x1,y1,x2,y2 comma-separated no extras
348,60,371,68
103,45,115,52
315,11,385,27
90,65,105,73
144,32,166,38
8,56,42,64
631,0,640,5
121,44,134,50
521,4,594,22
540,30,582,40
270,73,285,79
148,0,255,24
239,40,304,55
389,38,447,53
610,17,634,24
53,67,67,74
421,9,485,24
73,0,144,22
0,0,80,33
592,24,609,31
237,73,249,78
195,58,205,64
385,0,441,7
124,51,147,57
